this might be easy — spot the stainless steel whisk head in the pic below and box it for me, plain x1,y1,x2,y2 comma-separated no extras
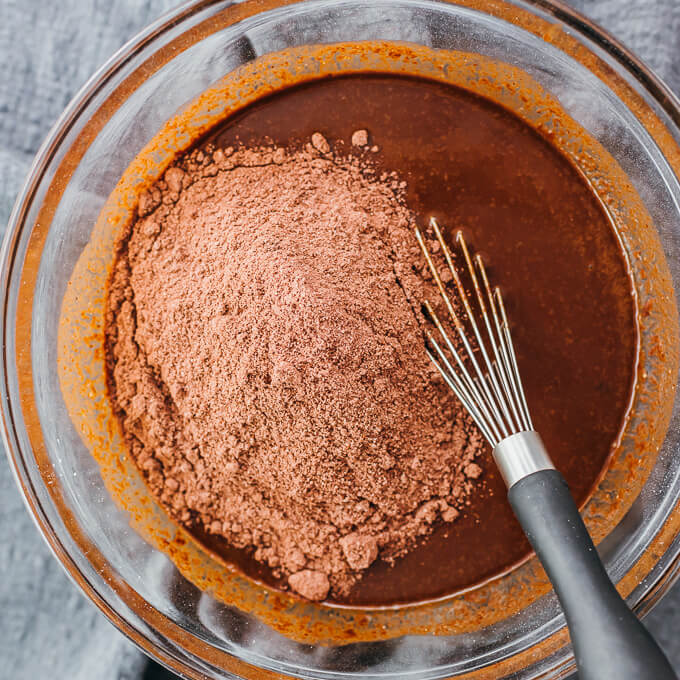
415,217,533,448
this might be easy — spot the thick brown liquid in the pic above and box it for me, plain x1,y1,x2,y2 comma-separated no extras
193,74,637,606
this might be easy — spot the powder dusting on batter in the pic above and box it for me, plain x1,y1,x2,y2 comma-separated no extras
105,133,484,600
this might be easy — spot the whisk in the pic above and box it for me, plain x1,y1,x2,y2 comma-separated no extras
416,217,676,680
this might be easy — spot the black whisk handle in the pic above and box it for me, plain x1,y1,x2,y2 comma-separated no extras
508,468,676,680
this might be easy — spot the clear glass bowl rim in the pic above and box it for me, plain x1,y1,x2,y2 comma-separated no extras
3,0,680,678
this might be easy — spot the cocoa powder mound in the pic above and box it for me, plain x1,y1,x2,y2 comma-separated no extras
105,134,484,601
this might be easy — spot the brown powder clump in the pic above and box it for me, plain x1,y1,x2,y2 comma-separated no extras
105,136,484,600
351,129,369,147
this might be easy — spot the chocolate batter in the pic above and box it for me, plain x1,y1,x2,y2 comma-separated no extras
156,74,637,606
182,74,637,605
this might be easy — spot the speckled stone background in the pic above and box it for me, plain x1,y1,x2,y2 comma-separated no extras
1,1,679,678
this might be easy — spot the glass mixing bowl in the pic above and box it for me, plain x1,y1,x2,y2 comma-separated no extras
4,0,680,678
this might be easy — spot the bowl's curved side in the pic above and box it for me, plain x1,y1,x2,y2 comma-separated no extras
3,1,680,679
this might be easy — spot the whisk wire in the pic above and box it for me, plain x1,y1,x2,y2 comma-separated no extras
416,218,533,446
431,222,513,433
423,302,503,442
426,221,514,439
457,229,529,435
474,253,529,432
495,288,534,430
416,227,507,442
425,342,497,444
415,226,462,328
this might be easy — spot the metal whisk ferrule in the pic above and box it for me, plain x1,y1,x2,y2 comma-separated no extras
416,217,554,488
